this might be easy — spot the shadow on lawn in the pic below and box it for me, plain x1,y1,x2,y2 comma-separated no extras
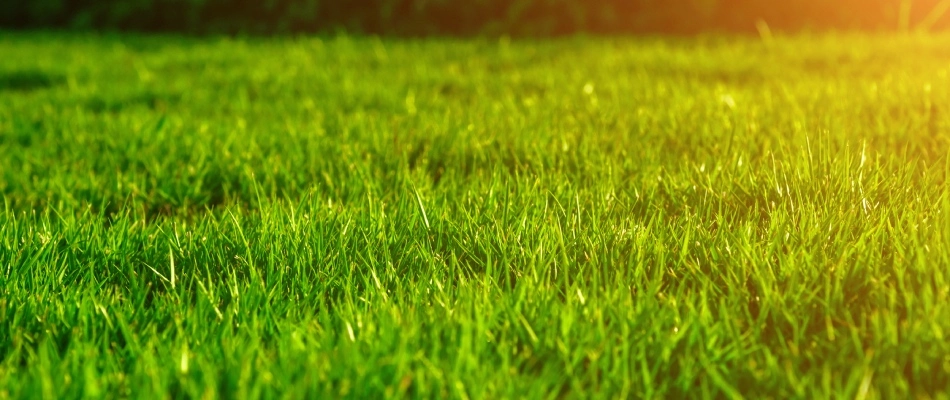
0,69,65,92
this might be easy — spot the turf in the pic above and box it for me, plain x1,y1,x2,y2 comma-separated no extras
1,31,950,398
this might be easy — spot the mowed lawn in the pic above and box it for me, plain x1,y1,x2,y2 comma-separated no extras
1,32,949,398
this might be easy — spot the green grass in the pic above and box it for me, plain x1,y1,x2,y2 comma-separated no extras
2,31,950,398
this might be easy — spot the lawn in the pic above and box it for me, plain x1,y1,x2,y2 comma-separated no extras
1,31,949,398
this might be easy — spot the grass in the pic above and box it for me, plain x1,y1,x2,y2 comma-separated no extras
1,31,950,398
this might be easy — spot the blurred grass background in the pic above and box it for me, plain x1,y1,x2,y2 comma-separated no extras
3,0,950,35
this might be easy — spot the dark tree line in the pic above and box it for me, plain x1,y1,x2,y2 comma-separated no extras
2,0,948,35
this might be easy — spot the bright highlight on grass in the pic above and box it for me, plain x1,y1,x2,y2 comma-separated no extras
1,32,949,398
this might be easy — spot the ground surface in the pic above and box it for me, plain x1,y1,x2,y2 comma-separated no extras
1,32,950,398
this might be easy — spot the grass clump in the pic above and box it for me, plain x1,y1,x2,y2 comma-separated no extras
1,32,949,398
